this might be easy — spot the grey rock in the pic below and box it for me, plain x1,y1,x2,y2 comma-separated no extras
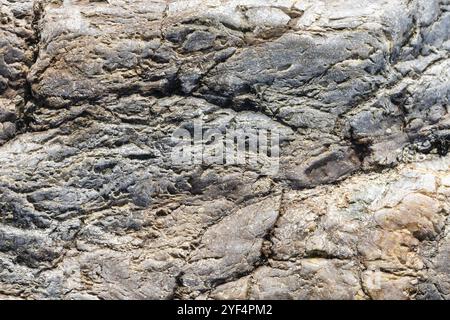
0,0,449,300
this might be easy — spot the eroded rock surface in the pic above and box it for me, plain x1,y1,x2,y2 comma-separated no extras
0,0,449,299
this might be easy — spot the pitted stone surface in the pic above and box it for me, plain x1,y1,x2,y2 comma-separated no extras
0,0,449,299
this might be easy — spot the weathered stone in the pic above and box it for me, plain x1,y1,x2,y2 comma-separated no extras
0,0,449,300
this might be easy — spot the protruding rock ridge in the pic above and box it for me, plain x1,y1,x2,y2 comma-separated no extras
0,0,449,300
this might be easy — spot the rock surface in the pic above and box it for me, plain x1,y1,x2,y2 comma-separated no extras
0,0,449,299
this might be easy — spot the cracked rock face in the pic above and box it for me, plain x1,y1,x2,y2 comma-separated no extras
0,0,449,300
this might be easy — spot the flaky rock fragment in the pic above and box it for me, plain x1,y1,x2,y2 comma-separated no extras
0,0,449,299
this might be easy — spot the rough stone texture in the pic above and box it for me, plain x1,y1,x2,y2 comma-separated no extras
0,0,449,300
